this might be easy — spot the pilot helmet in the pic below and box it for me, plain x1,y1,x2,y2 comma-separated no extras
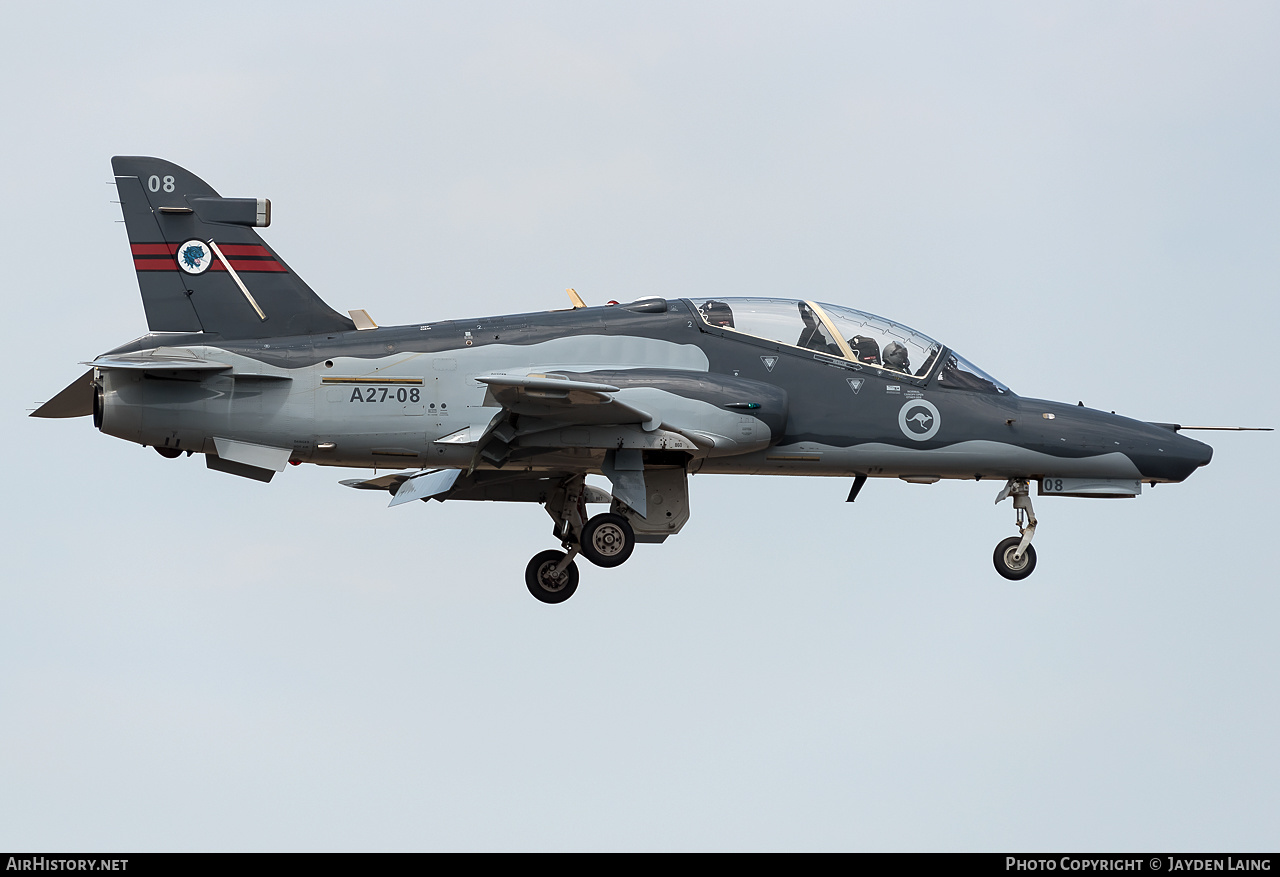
699,300,735,328
883,341,910,371
847,334,881,364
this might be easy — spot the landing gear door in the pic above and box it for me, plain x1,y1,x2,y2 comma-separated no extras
1039,478,1141,498
611,467,690,543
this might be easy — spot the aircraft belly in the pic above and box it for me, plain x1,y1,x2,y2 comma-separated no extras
700,441,1144,480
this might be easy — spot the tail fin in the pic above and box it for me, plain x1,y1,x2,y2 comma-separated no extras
112,156,355,339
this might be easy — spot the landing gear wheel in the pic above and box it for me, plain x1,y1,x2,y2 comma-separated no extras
154,446,182,459
525,549,580,604
993,537,1037,580
579,513,635,568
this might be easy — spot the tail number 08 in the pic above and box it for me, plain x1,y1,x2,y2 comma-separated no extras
148,175,175,193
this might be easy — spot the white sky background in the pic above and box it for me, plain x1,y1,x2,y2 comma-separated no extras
1,0,1277,851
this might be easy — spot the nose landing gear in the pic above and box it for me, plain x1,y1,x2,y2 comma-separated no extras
993,536,1037,579
994,478,1038,580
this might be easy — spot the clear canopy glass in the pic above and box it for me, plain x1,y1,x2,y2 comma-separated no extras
935,351,1012,395
691,297,1011,393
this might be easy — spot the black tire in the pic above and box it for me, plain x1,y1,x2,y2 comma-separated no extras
993,537,1037,580
154,446,182,459
525,550,580,604
579,513,636,568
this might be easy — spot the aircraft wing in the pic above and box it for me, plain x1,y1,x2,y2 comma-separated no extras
342,369,787,517
465,369,789,459
474,374,659,429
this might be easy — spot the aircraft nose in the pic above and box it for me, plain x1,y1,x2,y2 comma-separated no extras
1190,437,1213,469
1132,425,1213,482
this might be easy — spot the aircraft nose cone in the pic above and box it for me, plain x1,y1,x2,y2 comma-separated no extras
1133,427,1213,482
1191,438,1213,469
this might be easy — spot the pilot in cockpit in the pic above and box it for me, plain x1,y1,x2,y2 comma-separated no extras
847,334,881,366
699,300,735,328
882,341,910,373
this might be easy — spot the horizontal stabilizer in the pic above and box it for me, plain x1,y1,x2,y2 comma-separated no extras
389,468,462,507
86,351,232,372
31,369,95,418
84,349,289,380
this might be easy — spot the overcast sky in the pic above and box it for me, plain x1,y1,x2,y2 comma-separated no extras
2,1,1277,851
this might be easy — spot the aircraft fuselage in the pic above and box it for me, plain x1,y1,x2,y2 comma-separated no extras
93,298,1211,486
39,155,1220,595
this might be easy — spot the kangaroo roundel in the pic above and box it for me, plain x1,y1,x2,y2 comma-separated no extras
898,399,940,441
177,239,212,275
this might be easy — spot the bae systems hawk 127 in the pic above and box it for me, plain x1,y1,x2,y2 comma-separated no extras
34,157,1250,603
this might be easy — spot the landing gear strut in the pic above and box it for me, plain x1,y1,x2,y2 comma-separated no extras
994,478,1038,580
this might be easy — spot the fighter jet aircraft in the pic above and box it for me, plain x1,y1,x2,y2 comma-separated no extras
33,157,1224,602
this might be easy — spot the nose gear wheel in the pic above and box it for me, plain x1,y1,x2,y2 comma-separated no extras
994,478,1039,580
993,536,1037,580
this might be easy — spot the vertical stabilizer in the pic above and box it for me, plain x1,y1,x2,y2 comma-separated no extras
112,156,355,339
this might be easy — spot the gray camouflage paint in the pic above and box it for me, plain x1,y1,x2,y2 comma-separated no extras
40,157,1214,506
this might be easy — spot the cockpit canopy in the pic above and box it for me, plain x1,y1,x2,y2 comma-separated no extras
691,297,1011,394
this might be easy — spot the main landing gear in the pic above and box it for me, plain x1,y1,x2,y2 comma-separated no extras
580,513,635,568
993,478,1038,580
525,549,581,604
525,476,639,604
